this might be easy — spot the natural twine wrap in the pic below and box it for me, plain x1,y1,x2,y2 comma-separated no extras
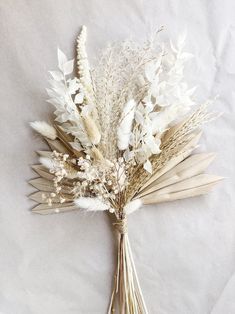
108,217,148,314
113,217,128,234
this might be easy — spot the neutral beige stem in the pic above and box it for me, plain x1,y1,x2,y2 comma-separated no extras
108,217,148,314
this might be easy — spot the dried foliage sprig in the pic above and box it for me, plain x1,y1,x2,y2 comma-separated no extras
29,26,222,313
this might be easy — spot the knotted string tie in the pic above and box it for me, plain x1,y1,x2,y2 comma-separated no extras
113,217,127,234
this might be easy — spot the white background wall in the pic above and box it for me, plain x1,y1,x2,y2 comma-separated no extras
0,1,234,313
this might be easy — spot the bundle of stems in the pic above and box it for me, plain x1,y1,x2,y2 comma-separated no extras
109,216,148,314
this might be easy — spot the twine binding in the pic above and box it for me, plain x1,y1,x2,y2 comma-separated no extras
108,217,148,314
113,217,128,234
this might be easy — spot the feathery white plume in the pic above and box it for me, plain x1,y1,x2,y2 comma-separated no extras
117,99,136,150
74,197,109,211
124,199,142,215
30,121,57,140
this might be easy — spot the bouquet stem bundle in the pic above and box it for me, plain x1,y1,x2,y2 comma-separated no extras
109,217,148,314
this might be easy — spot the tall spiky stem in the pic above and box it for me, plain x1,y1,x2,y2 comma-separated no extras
76,25,100,126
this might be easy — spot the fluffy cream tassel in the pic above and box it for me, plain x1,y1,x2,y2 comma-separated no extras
117,99,136,150
30,121,57,140
82,115,101,145
91,147,104,162
74,197,109,211
124,199,142,215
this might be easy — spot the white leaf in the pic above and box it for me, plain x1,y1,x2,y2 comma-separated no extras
145,135,161,155
74,92,84,104
68,78,80,94
145,60,161,82
57,48,67,70
144,159,152,174
177,30,187,50
170,40,178,53
117,99,136,150
63,59,74,75
123,149,135,162
135,110,145,125
49,71,64,81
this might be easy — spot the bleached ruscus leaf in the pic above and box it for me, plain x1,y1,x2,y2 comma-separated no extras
57,48,67,70
117,99,136,150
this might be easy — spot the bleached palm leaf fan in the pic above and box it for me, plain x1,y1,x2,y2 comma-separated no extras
29,26,222,313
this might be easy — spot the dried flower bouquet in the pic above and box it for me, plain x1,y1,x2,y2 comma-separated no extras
29,26,222,313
